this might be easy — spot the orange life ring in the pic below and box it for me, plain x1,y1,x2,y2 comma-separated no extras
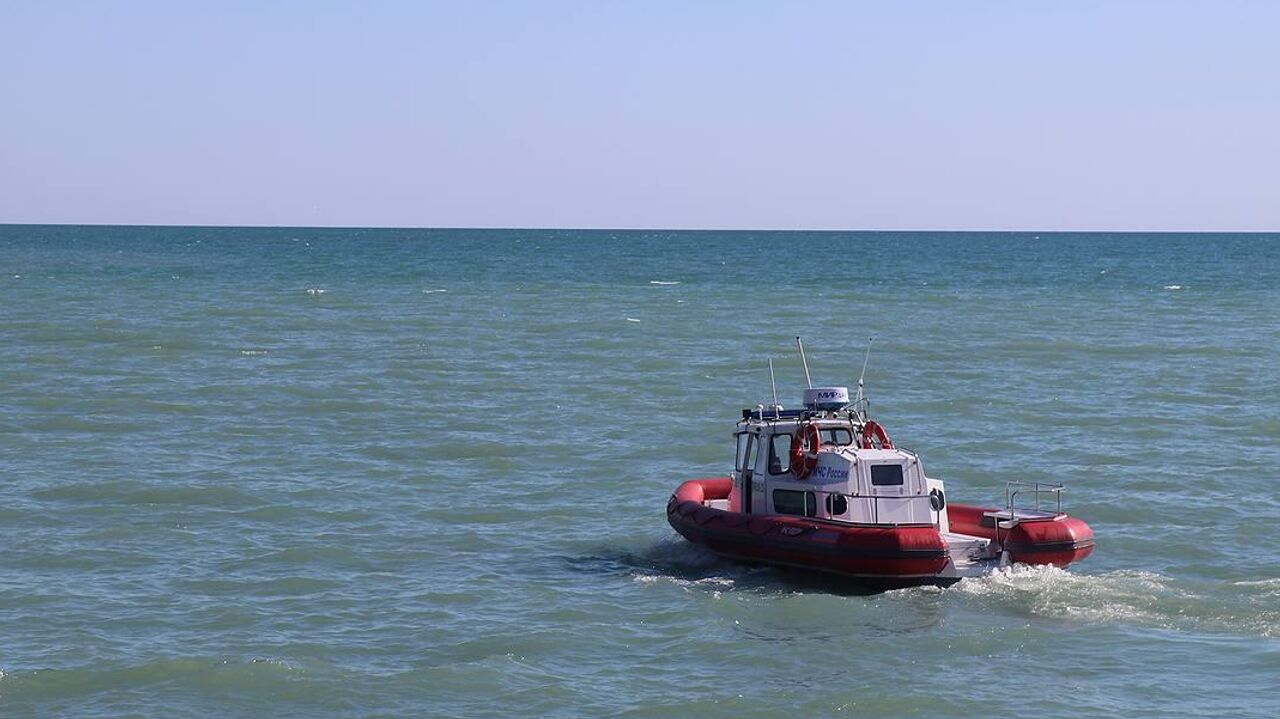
861,420,894,450
790,423,822,479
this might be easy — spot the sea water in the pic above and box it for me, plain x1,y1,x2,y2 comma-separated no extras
1,226,1278,717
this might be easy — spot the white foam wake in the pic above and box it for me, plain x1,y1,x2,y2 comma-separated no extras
956,565,1280,637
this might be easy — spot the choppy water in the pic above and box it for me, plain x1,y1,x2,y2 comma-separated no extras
2,225,1279,717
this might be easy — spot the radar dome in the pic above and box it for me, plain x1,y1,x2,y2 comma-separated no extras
803,387,850,411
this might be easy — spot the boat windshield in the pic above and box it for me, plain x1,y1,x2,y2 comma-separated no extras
821,427,854,446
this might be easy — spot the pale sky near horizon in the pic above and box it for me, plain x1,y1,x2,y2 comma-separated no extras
2,2,1277,231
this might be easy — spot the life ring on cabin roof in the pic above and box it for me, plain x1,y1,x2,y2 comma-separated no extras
861,420,894,450
790,423,822,479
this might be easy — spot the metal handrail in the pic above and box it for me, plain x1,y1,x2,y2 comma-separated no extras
808,487,936,527
1004,481,1064,519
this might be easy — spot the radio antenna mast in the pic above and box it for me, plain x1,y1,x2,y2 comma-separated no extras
795,336,813,388
855,336,875,409
768,358,780,408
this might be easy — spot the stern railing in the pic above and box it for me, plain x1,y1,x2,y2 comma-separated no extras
1004,481,1064,520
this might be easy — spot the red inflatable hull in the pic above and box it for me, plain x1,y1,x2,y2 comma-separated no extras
666,478,1094,584
946,503,1095,567
667,477,949,583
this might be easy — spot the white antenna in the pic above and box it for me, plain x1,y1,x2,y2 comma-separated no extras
855,336,874,406
768,358,780,407
795,336,813,388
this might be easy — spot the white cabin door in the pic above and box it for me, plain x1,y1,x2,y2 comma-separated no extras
736,433,765,514
860,458,929,524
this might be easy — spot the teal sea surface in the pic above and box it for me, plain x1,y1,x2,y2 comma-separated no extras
2,225,1279,717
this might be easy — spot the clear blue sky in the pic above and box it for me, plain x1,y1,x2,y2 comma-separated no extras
1,1,1276,230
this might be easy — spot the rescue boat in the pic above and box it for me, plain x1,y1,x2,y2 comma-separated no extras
666,340,1094,586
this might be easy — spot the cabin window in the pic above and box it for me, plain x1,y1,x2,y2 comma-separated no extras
825,493,848,516
735,433,751,471
821,427,855,446
768,433,792,475
870,464,905,486
773,489,816,517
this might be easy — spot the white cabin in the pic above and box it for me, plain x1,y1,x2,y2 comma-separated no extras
727,405,950,532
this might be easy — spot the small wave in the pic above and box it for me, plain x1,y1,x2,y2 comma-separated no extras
220,545,374,572
179,576,343,597
625,317,641,323
239,349,267,356
1234,578,1280,600
33,481,261,508
0,656,303,701
305,287,326,295
1163,284,1185,291
632,573,739,598
649,280,680,286
571,540,742,587
633,574,735,589
1233,578,1280,587
422,289,448,294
